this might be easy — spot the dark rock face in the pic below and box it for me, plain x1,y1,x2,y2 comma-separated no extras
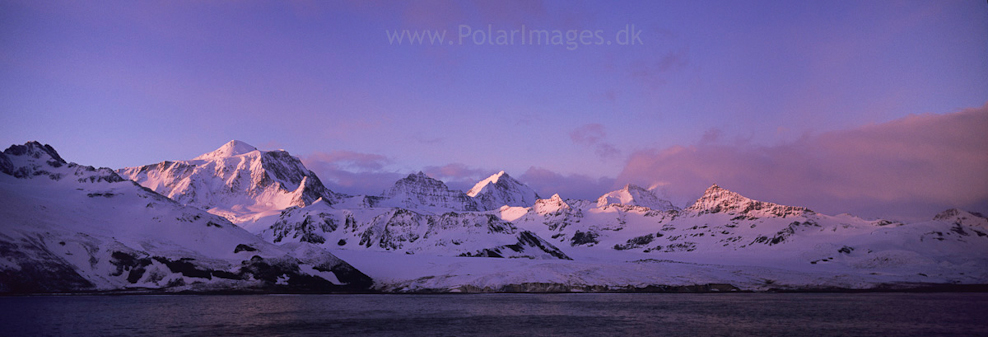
750,221,820,246
570,230,599,246
2,141,124,182
613,233,658,251
0,235,94,293
459,231,571,260
0,152,12,176
270,210,338,244
3,141,66,164
261,151,344,205
234,244,258,253
110,251,153,283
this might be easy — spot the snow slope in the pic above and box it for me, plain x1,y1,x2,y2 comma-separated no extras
118,140,343,224
467,171,541,210
0,142,371,293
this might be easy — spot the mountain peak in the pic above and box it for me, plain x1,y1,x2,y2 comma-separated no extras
596,184,677,211
3,141,66,165
686,184,810,218
2,142,124,182
933,208,988,228
119,140,342,223
381,171,478,211
534,193,570,215
467,171,511,197
194,140,258,160
467,171,539,210
703,183,723,195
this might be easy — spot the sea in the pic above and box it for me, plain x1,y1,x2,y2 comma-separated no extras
1,293,986,336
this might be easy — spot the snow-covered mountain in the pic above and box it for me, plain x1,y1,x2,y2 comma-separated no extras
933,208,988,228
6,140,987,293
685,184,812,218
375,172,479,212
595,184,678,211
467,171,540,210
118,140,343,223
0,142,371,293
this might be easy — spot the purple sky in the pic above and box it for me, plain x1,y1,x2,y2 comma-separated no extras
1,1,986,220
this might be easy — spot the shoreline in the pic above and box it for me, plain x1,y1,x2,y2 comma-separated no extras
5,282,988,296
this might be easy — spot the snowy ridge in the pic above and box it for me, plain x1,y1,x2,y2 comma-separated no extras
596,184,678,211
118,140,343,223
533,194,570,216
259,200,569,260
933,208,988,228
377,172,479,212
0,142,372,293
467,171,541,210
2,142,123,183
685,184,811,218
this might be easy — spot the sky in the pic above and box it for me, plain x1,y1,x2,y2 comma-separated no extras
1,0,986,221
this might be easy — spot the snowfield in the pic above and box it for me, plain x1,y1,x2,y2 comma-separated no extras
0,142,370,293
2,140,986,293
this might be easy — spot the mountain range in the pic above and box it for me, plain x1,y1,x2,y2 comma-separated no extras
2,140,985,293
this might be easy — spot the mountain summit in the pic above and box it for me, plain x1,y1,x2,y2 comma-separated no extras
2,141,122,183
379,172,479,211
118,140,341,223
934,208,988,228
685,184,811,218
467,171,540,210
194,140,259,160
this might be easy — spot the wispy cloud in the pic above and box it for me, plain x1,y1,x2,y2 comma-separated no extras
422,163,496,191
520,166,616,200
569,123,622,160
307,150,391,171
301,150,399,195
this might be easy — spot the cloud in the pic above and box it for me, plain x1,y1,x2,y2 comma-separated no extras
422,163,496,191
569,123,622,160
570,123,606,145
616,104,988,220
306,150,390,171
301,151,399,195
519,166,616,200
423,163,489,180
630,47,690,88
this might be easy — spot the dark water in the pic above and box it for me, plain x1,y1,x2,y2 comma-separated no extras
1,293,986,336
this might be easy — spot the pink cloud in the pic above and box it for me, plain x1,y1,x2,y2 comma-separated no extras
616,103,988,220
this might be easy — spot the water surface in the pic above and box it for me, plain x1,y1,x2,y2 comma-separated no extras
1,293,985,336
